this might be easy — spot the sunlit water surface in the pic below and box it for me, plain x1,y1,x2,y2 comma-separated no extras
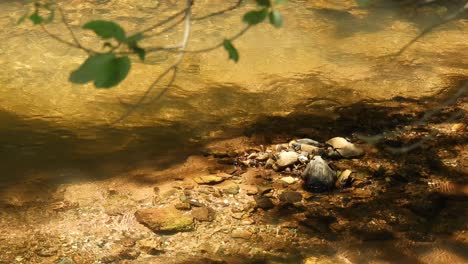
0,0,467,182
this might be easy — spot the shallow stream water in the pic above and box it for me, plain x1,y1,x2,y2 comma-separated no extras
0,0,466,191
0,1,467,264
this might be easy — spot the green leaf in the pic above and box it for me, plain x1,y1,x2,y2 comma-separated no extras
256,0,271,7
17,13,29,25
269,11,283,28
29,13,44,25
355,0,371,7
243,8,268,25
125,33,145,61
83,20,126,42
69,53,131,88
274,0,287,4
125,33,144,44
223,40,239,62
132,46,146,61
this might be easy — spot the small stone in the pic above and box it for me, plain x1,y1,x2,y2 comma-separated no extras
231,229,253,239
279,191,303,204
326,137,364,158
241,218,255,225
194,175,224,185
192,207,216,222
118,248,140,260
276,151,299,168
256,152,270,161
254,196,274,210
174,202,191,210
135,207,194,233
223,184,240,195
138,238,164,255
280,176,298,184
257,185,273,195
336,169,353,188
296,138,322,146
232,212,245,219
300,144,320,154
242,185,258,195
298,155,309,164
247,153,258,159
265,158,275,169
216,172,233,179
119,237,136,247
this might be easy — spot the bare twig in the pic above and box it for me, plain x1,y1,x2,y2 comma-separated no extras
394,0,468,56
56,5,88,53
145,25,251,54
112,0,194,124
358,80,468,152
192,0,244,21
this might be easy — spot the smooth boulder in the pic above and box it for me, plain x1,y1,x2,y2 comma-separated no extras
326,137,364,158
135,207,194,233
301,156,337,192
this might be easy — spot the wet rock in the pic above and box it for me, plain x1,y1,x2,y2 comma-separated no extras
35,246,58,257
223,184,240,195
279,191,302,204
174,202,191,210
216,172,233,179
280,176,298,185
254,196,274,210
265,158,275,169
241,185,258,195
119,237,136,247
138,238,164,255
276,151,299,168
256,152,270,161
302,156,337,192
335,169,353,188
300,144,320,155
135,207,194,233
119,248,140,260
192,207,216,222
194,175,224,185
247,152,258,159
54,257,75,264
296,138,322,146
231,229,253,239
326,137,364,158
298,154,309,164
257,185,273,195
188,199,205,207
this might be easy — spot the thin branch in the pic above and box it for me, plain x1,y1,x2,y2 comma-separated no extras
136,8,188,35
145,25,251,54
112,0,193,124
358,80,468,152
40,24,98,54
192,0,244,21
145,15,186,39
394,0,468,56
56,5,88,53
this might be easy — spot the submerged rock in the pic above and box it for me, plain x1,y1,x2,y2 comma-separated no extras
193,175,224,185
326,137,364,158
302,156,337,192
254,196,274,210
279,191,302,204
135,207,194,233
